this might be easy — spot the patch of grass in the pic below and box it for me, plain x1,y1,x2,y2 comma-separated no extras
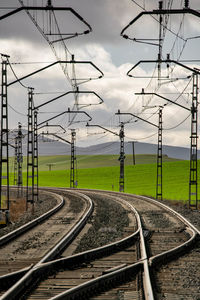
5,154,179,173
3,155,192,203
30,160,192,202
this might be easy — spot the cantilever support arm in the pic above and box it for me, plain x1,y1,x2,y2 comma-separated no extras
37,124,66,133
127,59,200,77
86,123,118,136
35,90,104,110
38,108,92,127
121,8,200,37
0,6,92,33
135,91,191,112
116,110,158,128
42,132,71,144
7,60,104,87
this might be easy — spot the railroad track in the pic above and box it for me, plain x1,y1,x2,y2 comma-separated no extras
0,189,93,299
0,189,199,299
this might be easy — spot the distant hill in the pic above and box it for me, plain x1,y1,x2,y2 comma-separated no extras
75,141,193,160
7,130,194,160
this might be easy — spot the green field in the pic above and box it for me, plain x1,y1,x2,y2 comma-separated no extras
4,154,195,203
4,153,178,172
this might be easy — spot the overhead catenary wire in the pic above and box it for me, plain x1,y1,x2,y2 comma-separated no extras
124,0,198,131
163,112,191,130
7,58,30,89
130,0,186,42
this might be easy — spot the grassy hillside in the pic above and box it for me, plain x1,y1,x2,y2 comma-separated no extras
5,154,180,173
39,154,178,169
35,160,191,202
5,154,194,203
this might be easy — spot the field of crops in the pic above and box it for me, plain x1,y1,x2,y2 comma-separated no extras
4,154,194,203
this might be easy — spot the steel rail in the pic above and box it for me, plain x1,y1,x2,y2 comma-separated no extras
2,188,198,299
76,188,200,235
23,193,141,273
0,189,64,290
149,227,197,266
50,262,143,300
134,195,199,266
66,188,199,299
0,190,93,300
0,190,64,247
136,194,200,236
32,191,154,300
107,193,154,300
41,190,200,300
0,190,141,294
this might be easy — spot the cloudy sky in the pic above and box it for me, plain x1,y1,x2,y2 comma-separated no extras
1,0,200,148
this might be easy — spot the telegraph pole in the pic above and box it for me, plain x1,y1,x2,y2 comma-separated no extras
41,132,73,187
128,141,136,165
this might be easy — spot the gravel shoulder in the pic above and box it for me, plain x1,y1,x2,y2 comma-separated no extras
160,198,200,231
0,190,57,238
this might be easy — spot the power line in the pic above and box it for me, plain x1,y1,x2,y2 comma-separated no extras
163,112,190,130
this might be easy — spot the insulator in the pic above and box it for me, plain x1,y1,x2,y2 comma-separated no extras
185,0,189,8
159,1,163,9
47,0,52,7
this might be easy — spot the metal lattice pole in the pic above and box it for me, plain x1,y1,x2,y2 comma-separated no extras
17,122,23,197
0,56,10,220
70,129,77,188
26,88,34,211
119,123,125,192
189,73,198,209
156,108,163,200
13,137,18,186
33,110,39,202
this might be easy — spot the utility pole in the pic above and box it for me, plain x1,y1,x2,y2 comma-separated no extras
158,0,164,85
0,54,10,222
70,129,77,188
14,123,24,197
128,141,136,165
7,60,98,211
119,123,125,192
86,122,125,192
33,110,39,204
13,137,18,186
189,73,198,209
137,84,199,207
37,110,91,188
26,88,36,211
116,110,162,199
17,123,23,197
41,132,73,187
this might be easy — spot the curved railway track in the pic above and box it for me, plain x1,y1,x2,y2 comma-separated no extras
0,188,199,300
0,189,93,299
